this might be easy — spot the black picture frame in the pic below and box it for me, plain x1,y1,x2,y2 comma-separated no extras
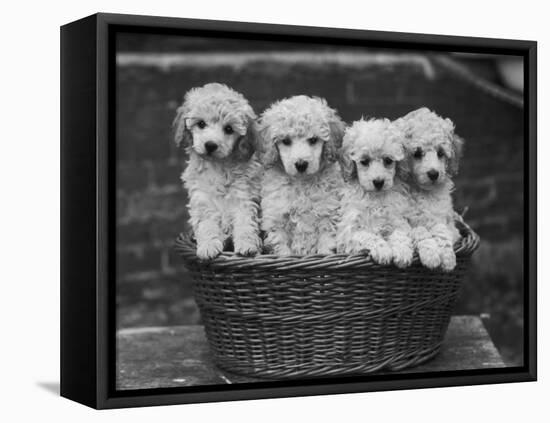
60,12,537,409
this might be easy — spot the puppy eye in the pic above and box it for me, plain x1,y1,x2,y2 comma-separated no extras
308,136,319,145
281,137,292,146
383,157,394,166
437,149,445,158
413,148,423,159
360,158,370,166
197,120,206,129
223,125,234,135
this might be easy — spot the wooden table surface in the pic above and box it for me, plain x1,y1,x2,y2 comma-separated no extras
116,315,507,390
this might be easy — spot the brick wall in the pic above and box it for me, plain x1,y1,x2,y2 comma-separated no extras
115,49,524,363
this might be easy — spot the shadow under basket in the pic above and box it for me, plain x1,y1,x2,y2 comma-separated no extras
175,220,480,379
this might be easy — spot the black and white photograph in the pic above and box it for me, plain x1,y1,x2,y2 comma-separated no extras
113,27,529,391
4,0,550,418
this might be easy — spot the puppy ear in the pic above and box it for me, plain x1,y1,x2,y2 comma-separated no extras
328,115,346,147
388,123,406,162
323,114,346,164
396,153,412,182
448,133,464,176
443,117,456,134
403,107,431,123
442,117,463,176
338,148,357,183
234,120,258,162
394,125,411,182
393,116,413,145
393,145,405,162
393,116,406,132
256,123,279,167
173,104,192,148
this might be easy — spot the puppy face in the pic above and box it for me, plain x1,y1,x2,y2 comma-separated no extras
258,96,345,177
405,140,453,188
398,108,463,190
275,132,325,176
340,119,404,192
356,152,398,192
185,115,245,159
173,83,256,161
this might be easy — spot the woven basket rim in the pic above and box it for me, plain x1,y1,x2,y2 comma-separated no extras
175,216,480,271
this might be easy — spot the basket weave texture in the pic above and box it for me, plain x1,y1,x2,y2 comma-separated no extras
175,220,479,379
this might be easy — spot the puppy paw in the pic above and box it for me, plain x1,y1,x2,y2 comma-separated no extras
418,247,441,269
235,236,262,257
196,239,224,260
440,249,457,272
370,242,393,265
393,245,414,269
317,244,337,255
273,244,293,256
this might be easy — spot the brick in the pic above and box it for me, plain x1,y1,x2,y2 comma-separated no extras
454,177,497,209
116,196,128,221
117,299,201,328
120,190,188,223
116,271,200,328
117,220,154,245
506,214,525,235
151,159,184,188
464,136,523,159
349,69,433,106
117,273,194,302
495,173,524,200
271,69,348,104
470,219,507,242
459,154,523,178
117,216,189,251
117,103,173,161
151,216,190,244
167,245,191,271
456,237,524,311
117,246,162,277
468,212,524,242
117,161,151,193
459,172,523,229
117,282,200,328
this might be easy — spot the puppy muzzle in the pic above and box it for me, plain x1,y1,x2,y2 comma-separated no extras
427,169,439,182
295,160,309,173
373,178,385,190
204,141,219,155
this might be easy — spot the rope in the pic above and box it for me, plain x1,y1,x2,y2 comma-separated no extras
431,54,524,109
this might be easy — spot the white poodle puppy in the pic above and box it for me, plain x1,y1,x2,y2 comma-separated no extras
174,83,262,260
257,96,346,255
396,107,464,271
336,118,414,268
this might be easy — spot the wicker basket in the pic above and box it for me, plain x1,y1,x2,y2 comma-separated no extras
175,219,479,379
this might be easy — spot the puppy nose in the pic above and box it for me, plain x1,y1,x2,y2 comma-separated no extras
427,170,439,181
373,179,385,190
204,141,218,154
295,160,309,173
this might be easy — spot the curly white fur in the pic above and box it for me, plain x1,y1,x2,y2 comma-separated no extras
258,96,346,255
336,118,414,268
396,107,464,271
174,83,262,260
